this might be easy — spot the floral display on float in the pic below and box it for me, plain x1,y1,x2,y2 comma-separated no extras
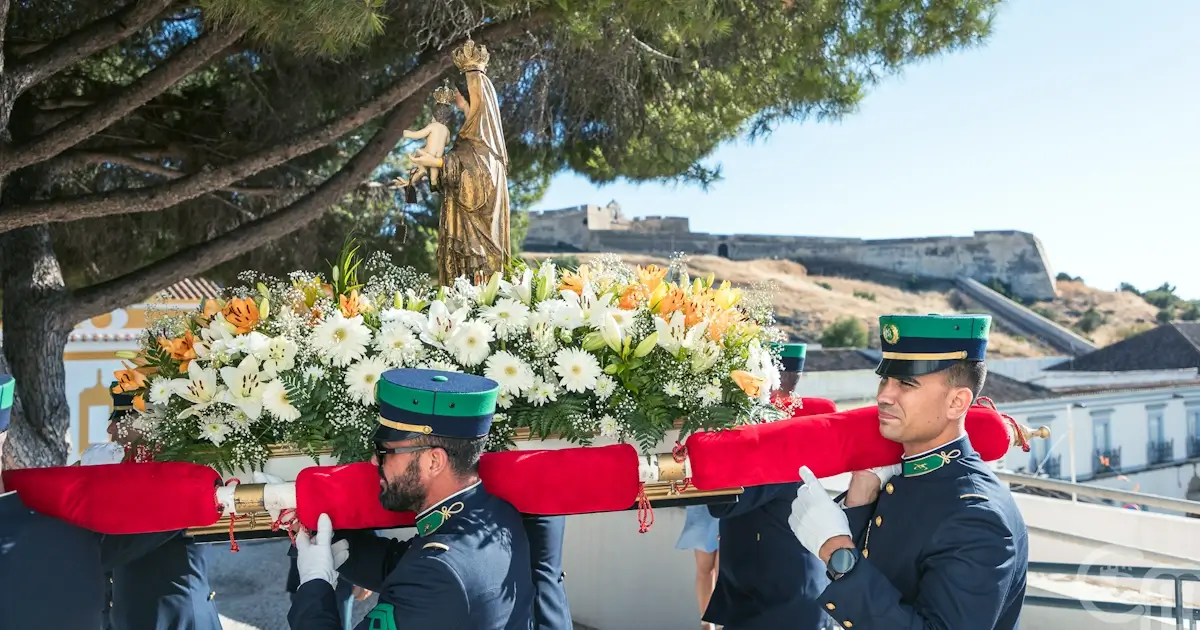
114,243,788,473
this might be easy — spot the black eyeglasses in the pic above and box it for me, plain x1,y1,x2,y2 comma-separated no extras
373,443,432,459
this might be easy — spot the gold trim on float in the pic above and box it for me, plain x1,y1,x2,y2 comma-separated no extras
264,444,334,458
186,484,745,537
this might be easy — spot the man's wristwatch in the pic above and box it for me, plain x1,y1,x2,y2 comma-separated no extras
826,547,860,581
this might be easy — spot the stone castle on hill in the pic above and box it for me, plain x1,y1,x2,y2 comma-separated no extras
523,201,1058,301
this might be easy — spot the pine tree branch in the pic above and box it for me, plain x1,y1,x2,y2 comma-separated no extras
49,150,291,195
0,13,547,235
9,0,176,95
68,94,430,323
0,25,246,178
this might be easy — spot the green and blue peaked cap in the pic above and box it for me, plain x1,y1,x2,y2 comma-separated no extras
771,342,807,373
374,368,500,443
110,381,135,422
876,314,991,378
0,374,14,432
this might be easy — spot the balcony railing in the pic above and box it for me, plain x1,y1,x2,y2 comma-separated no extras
1095,447,1121,473
1030,453,1061,477
1189,435,1200,459
1148,439,1176,466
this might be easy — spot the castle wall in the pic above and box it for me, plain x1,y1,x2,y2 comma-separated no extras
549,228,1054,300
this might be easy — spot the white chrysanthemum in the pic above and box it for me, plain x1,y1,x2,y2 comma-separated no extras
598,414,619,438
593,374,616,400
497,392,513,409
228,331,271,358
344,357,391,406
423,360,461,373
698,381,722,407
376,325,421,367
226,408,253,432
303,365,326,382
483,351,535,396
448,320,494,367
262,380,301,422
147,378,174,405
663,381,683,397
311,311,372,367
381,308,425,332
199,419,232,446
479,298,530,340
552,348,601,393
526,379,558,406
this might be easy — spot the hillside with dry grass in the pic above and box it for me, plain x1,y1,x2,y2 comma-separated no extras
1026,280,1159,348
522,253,1164,358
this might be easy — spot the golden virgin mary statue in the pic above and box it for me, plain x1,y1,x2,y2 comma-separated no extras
410,40,510,285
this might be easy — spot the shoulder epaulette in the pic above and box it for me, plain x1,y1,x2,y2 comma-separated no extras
959,493,989,501
422,542,450,552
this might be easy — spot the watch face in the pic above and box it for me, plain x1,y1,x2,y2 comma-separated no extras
829,548,856,574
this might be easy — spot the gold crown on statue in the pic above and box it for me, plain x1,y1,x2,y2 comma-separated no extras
433,82,456,105
452,39,490,72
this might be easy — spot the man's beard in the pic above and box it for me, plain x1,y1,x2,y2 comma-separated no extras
379,457,426,513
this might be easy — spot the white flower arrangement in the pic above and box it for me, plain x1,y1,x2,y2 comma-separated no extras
114,245,787,473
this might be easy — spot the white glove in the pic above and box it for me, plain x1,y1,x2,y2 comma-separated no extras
80,442,125,466
332,539,350,570
863,463,902,488
788,466,852,558
295,513,337,586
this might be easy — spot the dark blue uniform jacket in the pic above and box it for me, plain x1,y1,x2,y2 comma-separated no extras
107,531,221,630
522,515,572,630
0,491,109,630
821,436,1029,629
704,482,830,629
289,482,535,630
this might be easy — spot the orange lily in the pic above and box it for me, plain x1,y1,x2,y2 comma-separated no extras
731,370,765,397
222,297,260,334
558,265,591,294
339,290,364,318
636,264,667,293
157,330,198,373
112,361,149,393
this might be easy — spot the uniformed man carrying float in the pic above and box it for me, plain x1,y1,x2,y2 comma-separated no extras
0,374,111,628
788,314,1029,629
97,388,222,630
288,368,535,629
703,342,831,630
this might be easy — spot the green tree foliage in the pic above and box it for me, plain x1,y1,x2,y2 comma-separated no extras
0,0,1002,467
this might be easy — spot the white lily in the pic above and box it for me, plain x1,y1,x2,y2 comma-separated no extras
600,314,624,353
499,268,534,305
173,365,221,419
256,336,297,379
218,355,266,420
418,300,468,350
654,311,708,354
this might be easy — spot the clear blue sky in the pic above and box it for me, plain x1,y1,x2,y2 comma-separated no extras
529,0,1200,299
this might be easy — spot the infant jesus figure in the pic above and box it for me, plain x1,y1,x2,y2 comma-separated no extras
393,83,458,199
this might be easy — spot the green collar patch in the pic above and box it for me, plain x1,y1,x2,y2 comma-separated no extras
903,447,964,477
415,500,465,537
364,602,397,630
